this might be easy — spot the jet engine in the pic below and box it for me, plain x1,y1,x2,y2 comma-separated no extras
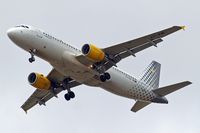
81,44,105,62
28,72,51,90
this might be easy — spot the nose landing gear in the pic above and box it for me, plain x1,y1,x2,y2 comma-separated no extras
28,49,37,63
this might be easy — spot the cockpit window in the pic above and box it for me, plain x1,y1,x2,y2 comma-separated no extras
15,25,29,29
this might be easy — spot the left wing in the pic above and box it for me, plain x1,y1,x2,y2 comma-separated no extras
76,26,185,73
21,69,81,113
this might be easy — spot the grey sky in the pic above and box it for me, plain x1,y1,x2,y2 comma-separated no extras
0,0,199,133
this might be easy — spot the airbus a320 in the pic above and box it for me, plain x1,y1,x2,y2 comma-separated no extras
7,25,191,113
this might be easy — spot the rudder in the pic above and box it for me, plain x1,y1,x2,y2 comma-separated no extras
140,61,161,89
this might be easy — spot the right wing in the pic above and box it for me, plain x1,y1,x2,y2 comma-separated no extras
101,26,185,71
21,69,81,113
76,26,185,73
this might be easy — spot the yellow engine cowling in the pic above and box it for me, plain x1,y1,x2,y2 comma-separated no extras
28,72,51,90
81,44,105,62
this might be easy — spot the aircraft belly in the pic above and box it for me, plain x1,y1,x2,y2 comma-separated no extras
96,68,156,101
51,51,157,101
98,68,134,99
51,51,98,84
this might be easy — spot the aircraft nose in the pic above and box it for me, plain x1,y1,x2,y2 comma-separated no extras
7,28,22,42
7,27,24,44
7,28,16,39
7,26,32,51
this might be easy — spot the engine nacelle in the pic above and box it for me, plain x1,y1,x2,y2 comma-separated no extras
28,72,51,90
81,44,105,62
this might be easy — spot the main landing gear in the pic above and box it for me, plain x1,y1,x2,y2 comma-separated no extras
100,72,111,82
62,78,75,101
64,91,75,101
28,49,36,63
89,63,111,82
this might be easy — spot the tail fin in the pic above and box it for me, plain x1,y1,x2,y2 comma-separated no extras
140,61,161,89
153,81,192,97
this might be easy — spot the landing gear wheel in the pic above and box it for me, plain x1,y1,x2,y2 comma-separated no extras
69,91,75,98
64,93,70,101
104,72,111,80
100,75,106,82
28,57,35,63
28,49,36,63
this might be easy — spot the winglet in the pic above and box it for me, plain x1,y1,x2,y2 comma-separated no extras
180,26,186,30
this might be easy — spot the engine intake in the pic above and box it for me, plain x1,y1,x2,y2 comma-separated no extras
82,44,105,62
28,72,51,90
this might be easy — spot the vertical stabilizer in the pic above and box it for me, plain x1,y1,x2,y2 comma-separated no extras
140,61,161,89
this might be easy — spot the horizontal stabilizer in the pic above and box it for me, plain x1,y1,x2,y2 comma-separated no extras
153,81,192,97
131,101,150,112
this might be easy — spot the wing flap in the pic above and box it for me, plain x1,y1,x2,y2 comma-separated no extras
102,39,163,71
118,38,163,59
103,26,183,55
21,89,49,112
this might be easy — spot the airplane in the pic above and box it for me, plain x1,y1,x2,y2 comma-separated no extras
7,24,191,113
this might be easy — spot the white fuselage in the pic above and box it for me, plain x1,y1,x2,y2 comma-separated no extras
7,25,157,102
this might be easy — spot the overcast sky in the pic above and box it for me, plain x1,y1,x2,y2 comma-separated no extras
0,0,199,133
